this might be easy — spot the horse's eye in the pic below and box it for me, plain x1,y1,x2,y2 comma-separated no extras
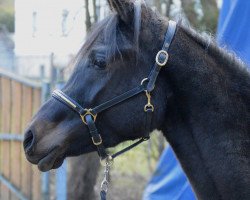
93,59,106,70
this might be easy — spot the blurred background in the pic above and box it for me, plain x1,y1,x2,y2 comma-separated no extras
0,0,221,200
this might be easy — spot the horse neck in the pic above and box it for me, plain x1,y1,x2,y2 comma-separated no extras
161,25,250,200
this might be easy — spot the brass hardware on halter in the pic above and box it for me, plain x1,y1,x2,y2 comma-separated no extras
144,91,154,112
80,109,97,125
155,50,169,67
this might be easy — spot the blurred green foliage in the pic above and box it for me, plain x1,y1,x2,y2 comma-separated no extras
110,131,166,177
151,0,219,34
0,0,14,32
181,0,219,34
0,8,14,32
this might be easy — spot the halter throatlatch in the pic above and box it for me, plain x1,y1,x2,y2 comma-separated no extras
52,20,177,200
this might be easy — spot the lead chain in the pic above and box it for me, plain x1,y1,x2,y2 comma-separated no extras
101,163,110,193
100,157,113,200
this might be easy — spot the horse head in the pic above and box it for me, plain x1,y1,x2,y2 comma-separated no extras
23,0,170,172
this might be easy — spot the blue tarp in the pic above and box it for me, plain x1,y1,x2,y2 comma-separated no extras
217,0,250,66
143,147,196,200
143,0,250,199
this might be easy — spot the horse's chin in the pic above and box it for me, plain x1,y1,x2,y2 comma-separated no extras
37,148,65,172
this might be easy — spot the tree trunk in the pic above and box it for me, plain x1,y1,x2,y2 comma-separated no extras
93,0,98,23
157,133,165,156
181,0,218,33
165,0,173,17
85,0,91,32
181,0,199,28
200,0,219,33
154,0,162,13
67,153,100,200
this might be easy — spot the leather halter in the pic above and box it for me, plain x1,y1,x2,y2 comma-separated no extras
52,20,177,161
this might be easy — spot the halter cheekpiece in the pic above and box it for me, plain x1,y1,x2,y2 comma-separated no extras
52,20,177,200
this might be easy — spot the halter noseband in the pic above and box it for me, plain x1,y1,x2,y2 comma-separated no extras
52,20,176,199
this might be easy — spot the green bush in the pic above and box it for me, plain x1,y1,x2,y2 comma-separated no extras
0,7,14,32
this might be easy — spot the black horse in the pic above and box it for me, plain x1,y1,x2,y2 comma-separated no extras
23,0,250,199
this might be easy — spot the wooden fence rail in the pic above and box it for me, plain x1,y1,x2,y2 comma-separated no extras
0,68,42,200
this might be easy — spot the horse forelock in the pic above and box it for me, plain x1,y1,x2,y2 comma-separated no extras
74,1,143,67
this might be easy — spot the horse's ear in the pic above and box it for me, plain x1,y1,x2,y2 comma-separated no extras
108,0,138,24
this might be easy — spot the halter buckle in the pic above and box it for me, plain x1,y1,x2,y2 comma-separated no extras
155,50,169,67
80,109,97,125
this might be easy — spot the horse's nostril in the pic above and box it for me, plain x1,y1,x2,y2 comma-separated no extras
23,130,35,155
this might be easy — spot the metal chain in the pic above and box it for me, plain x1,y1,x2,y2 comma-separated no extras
101,163,110,193
100,156,113,197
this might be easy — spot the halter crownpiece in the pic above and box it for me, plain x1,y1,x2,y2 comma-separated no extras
52,20,177,200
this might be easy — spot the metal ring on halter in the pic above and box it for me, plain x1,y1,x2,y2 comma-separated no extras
80,109,97,125
141,78,149,91
141,78,149,86
155,50,169,66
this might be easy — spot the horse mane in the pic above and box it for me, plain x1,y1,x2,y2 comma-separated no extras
180,23,250,105
180,23,249,76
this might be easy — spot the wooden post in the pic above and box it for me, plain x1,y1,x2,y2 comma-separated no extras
32,87,42,200
20,85,33,199
0,77,11,200
0,69,43,200
10,80,22,200
40,64,50,200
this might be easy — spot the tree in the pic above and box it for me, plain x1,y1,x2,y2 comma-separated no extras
150,0,219,34
0,0,14,32
199,0,219,33
85,0,100,32
67,153,100,200
85,0,92,32
181,0,219,33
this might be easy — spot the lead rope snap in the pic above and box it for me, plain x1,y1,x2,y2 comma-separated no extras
100,156,113,200
144,91,154,112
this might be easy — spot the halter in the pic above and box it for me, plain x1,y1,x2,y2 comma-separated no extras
52,20,177,200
